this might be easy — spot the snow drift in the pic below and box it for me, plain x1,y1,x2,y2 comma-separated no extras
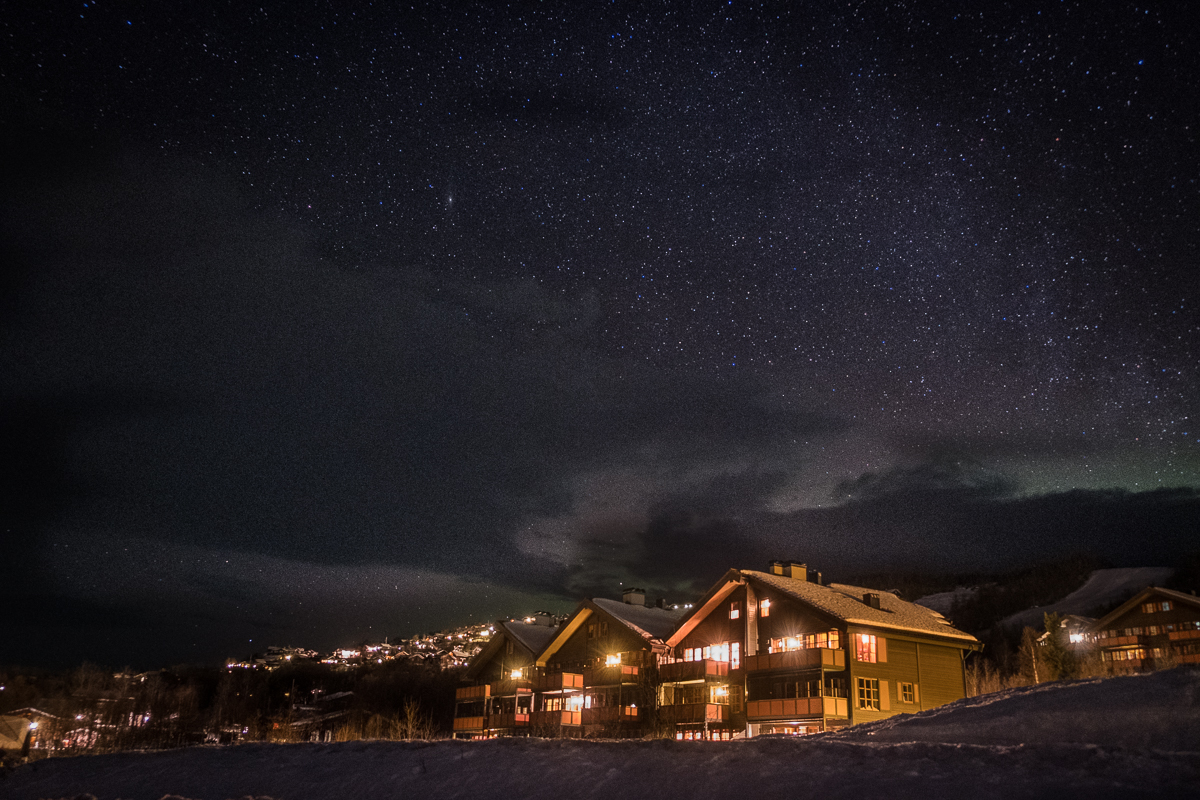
4,669,1199,800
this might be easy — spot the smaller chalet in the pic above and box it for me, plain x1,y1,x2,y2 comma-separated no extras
452,590,682,739
665,561,981,737
453,619,560,738
1090,586,1200,671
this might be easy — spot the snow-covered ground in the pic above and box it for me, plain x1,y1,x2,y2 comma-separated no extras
998,567,1175,630
5,669,1199,800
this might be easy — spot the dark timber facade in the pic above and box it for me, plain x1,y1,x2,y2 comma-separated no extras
1090,586,1200,672
454,563,980,739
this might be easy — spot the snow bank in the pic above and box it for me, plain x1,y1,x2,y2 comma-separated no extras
5,670,1199,800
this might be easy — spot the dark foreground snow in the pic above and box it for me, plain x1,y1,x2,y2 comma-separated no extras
4,669,1199,800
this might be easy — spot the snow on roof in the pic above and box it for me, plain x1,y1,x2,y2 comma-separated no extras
501,620,560,655
592,598,683,641
742,570,979,643
999,567,1176,630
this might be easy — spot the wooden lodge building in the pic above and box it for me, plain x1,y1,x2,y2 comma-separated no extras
453,562,981,740
453,592,682,739
1090,586,1200,671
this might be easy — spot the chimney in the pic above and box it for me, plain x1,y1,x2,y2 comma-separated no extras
769,560,785,576
655,597,666,609
622,587,646,606
786,562,808,581
816,571,823,586
863,593,881,610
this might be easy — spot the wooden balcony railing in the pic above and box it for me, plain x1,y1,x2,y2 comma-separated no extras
455,684,490,701
659,703,729,724
533,672,584,692
745,696,847,719
489,712,530,728
659,660,729,683
743,648,845,673
531,709,582,727
489,679,534,697
582,664,640,686
452,716,485,731
582,705,639,724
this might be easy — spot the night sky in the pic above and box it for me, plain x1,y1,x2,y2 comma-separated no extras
3,1,1198,669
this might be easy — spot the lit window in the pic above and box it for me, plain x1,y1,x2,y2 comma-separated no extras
605,654,621,666
855,633,877,663
510,669,523,680
1163,601,1172,611
703,646,711,660
730,601,741,620
856,678,880,710
731,641,740,669
760,598,770,617
900,682,915,703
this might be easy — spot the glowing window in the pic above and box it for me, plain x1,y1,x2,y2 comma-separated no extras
731,641,740,669
856,677,880,710
605,654,621,666
510,669,523,680
730,601,741,620
760,598,770,617
855,633,877,663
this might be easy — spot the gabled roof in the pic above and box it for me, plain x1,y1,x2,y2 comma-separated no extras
745,570,979,643
592,598,682,641
669,569,979,646
1089,585,1200,632
536,598,684,666
504,621,561,654
464,620,559,680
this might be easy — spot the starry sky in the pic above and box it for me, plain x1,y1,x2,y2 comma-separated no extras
3,1,1198,668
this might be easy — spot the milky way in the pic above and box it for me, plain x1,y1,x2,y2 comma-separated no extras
3,1,1197,666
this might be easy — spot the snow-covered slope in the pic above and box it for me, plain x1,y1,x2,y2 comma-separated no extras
913,586,977,616
999,567,1175,630
6,669,1199,800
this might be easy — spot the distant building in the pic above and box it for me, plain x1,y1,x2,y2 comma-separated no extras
1090,586,1200,671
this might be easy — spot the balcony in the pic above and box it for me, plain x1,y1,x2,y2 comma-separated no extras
583,664,640,686
659,660,729,683
489,712,530,728
582,705,639,724
489,679,534,697
1168,629,1200,642
745,696,847,720
452,715,485,731
531,709,582,727
744,648,845,673
455,684,490,701
659,703,729,724
533,672,584,692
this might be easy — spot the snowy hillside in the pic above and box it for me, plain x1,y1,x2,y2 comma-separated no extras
5,669,1199,800
913,586,977,615
998,567,1175,630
